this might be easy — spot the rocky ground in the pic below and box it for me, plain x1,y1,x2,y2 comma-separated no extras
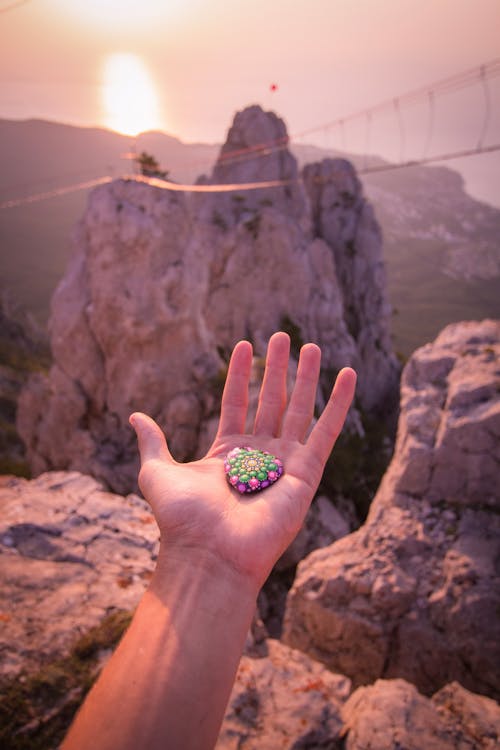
1,319,499,748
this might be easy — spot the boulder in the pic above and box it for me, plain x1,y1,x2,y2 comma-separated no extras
217,639,351,749
218,648,500,750
342,679,500,750
283,320,500,700
275,494,354,573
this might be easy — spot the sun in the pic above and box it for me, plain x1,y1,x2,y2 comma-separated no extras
101,53,162,136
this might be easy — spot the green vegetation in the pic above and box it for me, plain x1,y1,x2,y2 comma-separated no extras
0,458,30,477
209,363,230,399
0,610,132,750
212,210,228,231
0,333,49,375
243,213,261,239
0,297,51,478
135,151,169,180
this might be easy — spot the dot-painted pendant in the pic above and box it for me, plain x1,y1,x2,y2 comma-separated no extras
224,447,284,494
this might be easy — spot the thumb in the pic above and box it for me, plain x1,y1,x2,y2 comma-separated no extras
129,412,172,466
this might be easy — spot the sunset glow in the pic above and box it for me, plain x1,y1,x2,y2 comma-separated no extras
0,0,499,203
53,0,179,30
101,54,162,136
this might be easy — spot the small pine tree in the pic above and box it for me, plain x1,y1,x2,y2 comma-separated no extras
135,151,169,180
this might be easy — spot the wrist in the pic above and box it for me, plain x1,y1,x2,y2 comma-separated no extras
149,543,260,611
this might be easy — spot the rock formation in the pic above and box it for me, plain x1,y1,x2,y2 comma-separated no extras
303,159,397,411
0,471,158,677
17,104,398,493
205,104,308,223
218,639,351,749
341,679,500,750
2,469,499,747
283,319,500,700
221,667,500,749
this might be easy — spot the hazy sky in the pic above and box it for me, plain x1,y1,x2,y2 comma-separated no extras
1,0,498,136
1,0,499,202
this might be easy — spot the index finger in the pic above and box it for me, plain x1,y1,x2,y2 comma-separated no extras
216,340,253,437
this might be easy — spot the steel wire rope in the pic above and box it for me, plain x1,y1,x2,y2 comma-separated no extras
179,59,500,175
423,90,435,159
363,112,371,170
2,142,500,209
0,176,113,209
132,59,500,178
477,64,492,150
0,164,117,199
2,61,499,208
292,58,500,142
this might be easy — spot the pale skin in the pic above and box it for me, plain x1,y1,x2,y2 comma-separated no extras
61,332,356,750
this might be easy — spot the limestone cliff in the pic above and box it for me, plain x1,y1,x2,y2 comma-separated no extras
283,319,500,701
17,105,398,492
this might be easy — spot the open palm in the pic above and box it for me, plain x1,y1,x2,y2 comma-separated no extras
130,332,356,589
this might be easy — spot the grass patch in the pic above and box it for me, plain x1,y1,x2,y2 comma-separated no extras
0,458,31,478
0,609,132,750
0,339,50,374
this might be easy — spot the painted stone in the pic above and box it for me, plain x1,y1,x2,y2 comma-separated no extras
224,447,284,494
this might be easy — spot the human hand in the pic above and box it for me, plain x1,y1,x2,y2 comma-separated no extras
130,332,356,591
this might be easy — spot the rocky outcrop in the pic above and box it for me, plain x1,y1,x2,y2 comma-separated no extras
206,104,308,223
218,648,500,749
303,159,398,411
342,679,500,750
2,470,499,748
0,471,158,677
17,105,397,493
283,319,500,700
217,639,351,749
17,181,222,492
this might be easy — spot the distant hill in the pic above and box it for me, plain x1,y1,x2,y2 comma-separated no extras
0,118,499,357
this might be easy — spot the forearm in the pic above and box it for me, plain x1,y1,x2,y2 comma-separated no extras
62,549,259,750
